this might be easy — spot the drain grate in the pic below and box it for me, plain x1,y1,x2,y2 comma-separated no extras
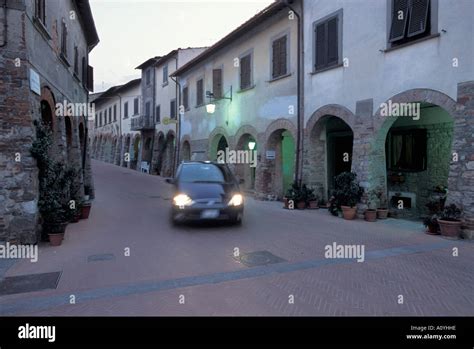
0,271,62,296
237,251,286,267
87,253,115,262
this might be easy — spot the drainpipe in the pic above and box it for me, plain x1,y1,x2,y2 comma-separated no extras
0,0,7,48
117,93,122,165
284,0,304,186
170,56,180,178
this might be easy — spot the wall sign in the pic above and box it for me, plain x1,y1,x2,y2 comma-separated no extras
29,69,41,95
266,150,276,160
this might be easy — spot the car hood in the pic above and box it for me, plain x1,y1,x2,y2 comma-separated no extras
177,182,235,202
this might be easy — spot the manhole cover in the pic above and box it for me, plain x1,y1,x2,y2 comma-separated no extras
0,271,62,296
237,251,286,267
87,253,115,262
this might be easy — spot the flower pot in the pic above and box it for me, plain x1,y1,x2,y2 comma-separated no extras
48,233,64,246
425,224,440,235
307,201,319,209
438,219,461,238
341,206,357,220
80,203,92,219
296,201,306,210
364,209,377,222
377,208,389,219
71,211,81,223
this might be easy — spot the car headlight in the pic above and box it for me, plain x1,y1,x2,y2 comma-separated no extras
228,194,243,206
173,194,193,207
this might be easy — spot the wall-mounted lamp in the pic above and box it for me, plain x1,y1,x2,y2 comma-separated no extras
206,86,232,114
248,141,256,150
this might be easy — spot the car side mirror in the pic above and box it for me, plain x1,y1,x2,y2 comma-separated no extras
165,178,175,184
239,179,245,184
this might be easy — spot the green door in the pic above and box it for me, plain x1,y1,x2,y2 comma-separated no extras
281,131,295,194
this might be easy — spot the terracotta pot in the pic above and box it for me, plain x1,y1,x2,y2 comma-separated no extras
48,233,64,246
81,203,92,219
308,201,319,209
438,220,461,238
426,224,440,235
364,209,377,222
296,201,306,210
71,211,81,223
377,208,389,219
341,206,357,220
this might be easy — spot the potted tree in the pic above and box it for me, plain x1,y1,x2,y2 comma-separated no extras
438,204,462,238
364,191,377,222
333,172,363,220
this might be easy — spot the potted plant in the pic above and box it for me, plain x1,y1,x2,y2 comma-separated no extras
304,185,319,209
31,121,75,245
438,204,462,238
284,182,307,209
376,189,389,219
364,191,377,222
423,214,440,235
332,172,363,220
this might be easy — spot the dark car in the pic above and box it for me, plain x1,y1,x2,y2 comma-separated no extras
167,161,244,225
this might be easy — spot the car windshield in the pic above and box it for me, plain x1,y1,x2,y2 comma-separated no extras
178,164,227,183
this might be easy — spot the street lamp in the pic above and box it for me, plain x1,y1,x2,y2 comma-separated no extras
248,141,256,150
206,86,232,114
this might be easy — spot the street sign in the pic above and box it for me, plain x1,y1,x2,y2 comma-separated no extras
29,69,41,95
266,150,276,160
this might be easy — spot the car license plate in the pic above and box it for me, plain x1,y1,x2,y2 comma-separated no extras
201,209,219,219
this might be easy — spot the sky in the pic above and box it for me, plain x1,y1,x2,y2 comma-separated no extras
89,0,274,93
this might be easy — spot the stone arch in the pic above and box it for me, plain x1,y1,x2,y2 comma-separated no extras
256,119,298,199
234,125,259,190
208,127,232,160
161,130,176,177
180,134,192,162
64,115,73,162
78,122,85,168
370,88,460,217
131,133,141,170
304,105,356,200
40,86,56,130
123,134,132,167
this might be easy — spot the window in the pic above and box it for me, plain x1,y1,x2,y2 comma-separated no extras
81,57,87,83
212,69,223,98
99,112,102,126
113,104,117,122
74,46,79,76
145,101,151,117
196,79,204,106
104,110,107,124
35,0,46,25
95,114,98,128
163,65,168,85
170,99,176,119
389,0,431,45
133,98,139,115
109,107,112,123
156,105,161,123
240,54,252,90
272,35,288,79
124,102,129,119
313,10,342,72
182,86,189,110
386,128,427,171
61,19,68,58
146,69,151,85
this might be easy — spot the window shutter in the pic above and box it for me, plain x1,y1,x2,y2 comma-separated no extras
280,36,287,76
315,23,326,70
156,105,160,123
197,79,203,106
170,100,176,119
272,39,280,78
327,17,339,65
389,0,409,42
183,87,188,110
240,55,251,89
87,65,94,92
213,69,222,98
407,0,430,37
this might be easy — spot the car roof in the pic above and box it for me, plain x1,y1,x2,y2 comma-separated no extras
180,161,225,166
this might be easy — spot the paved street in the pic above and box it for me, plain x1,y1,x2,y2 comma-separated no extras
1,160,473,316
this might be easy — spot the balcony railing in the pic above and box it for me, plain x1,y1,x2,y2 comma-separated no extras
131,115,154,131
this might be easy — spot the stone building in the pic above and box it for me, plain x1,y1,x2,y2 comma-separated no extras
132,48,207,176
0,0,99,243
90,78,141,169
301,0,474,236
